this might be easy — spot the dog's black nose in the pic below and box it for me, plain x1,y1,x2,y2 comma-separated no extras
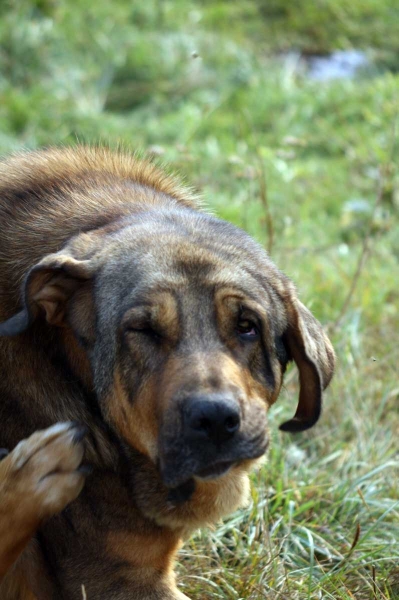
184,396,241,444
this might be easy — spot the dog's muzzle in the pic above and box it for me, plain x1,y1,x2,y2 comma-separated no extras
159,394,268,490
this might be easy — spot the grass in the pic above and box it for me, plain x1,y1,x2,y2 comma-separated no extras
1,1,399,598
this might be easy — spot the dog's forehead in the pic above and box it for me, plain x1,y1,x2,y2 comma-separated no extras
95,213,286,315
100,214,264,275
100,237,263,300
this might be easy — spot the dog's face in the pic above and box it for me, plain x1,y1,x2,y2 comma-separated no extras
98,236,283,490
0,209,335,502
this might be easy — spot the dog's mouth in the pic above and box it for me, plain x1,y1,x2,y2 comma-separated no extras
165,460,236,506
160,457,238,492
160,435,269,492
194,459,234,481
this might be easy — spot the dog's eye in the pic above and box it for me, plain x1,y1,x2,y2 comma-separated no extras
236,320,259,340
126,325,161,341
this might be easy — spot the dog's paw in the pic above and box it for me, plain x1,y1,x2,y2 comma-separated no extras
0,422,88,519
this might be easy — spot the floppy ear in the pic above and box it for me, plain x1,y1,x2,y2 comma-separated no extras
279,297,335,433
0,253,94,337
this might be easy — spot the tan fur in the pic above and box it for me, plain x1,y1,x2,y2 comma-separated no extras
108,529,182,572
108,370,160,461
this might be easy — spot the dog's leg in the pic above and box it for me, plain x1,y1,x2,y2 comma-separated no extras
0,422,87,579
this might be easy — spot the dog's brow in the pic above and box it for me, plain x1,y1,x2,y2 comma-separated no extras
214,285,265,305
121,304,152,323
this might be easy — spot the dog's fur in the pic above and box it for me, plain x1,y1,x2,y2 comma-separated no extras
0,147,335,599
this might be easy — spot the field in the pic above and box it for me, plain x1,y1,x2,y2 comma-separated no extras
1,1,398,598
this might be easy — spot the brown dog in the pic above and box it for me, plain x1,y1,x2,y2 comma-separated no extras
0,147,335,599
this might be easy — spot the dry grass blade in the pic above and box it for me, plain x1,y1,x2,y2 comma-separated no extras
331,174,384,331
257,158,274,256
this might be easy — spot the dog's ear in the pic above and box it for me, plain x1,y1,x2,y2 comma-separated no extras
279,295,335,433
0,253,95,336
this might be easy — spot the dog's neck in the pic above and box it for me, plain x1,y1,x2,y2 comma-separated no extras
17,449,247,599
6,466,184,600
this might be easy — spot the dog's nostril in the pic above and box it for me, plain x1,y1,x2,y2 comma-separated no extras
224,415,240,434
192,417,212,434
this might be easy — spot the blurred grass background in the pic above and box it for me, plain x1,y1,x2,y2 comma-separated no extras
1,1,398,598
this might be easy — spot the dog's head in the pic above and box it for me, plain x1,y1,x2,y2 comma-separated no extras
0,208,334,500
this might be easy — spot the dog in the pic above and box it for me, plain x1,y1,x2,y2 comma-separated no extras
0,146,335,599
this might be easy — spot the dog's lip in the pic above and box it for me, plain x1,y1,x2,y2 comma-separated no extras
193,460,234,481
160,436,269,488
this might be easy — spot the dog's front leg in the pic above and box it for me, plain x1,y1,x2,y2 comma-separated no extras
0,422,87,579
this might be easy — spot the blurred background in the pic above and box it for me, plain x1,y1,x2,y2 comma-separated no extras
1,1,398,598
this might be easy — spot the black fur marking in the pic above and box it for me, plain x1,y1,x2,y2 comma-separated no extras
275,334,291,369
167,478,196,505
260,340,276,390
35,531,64,598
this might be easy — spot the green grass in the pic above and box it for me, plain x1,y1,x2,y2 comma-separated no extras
1,1,399,598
